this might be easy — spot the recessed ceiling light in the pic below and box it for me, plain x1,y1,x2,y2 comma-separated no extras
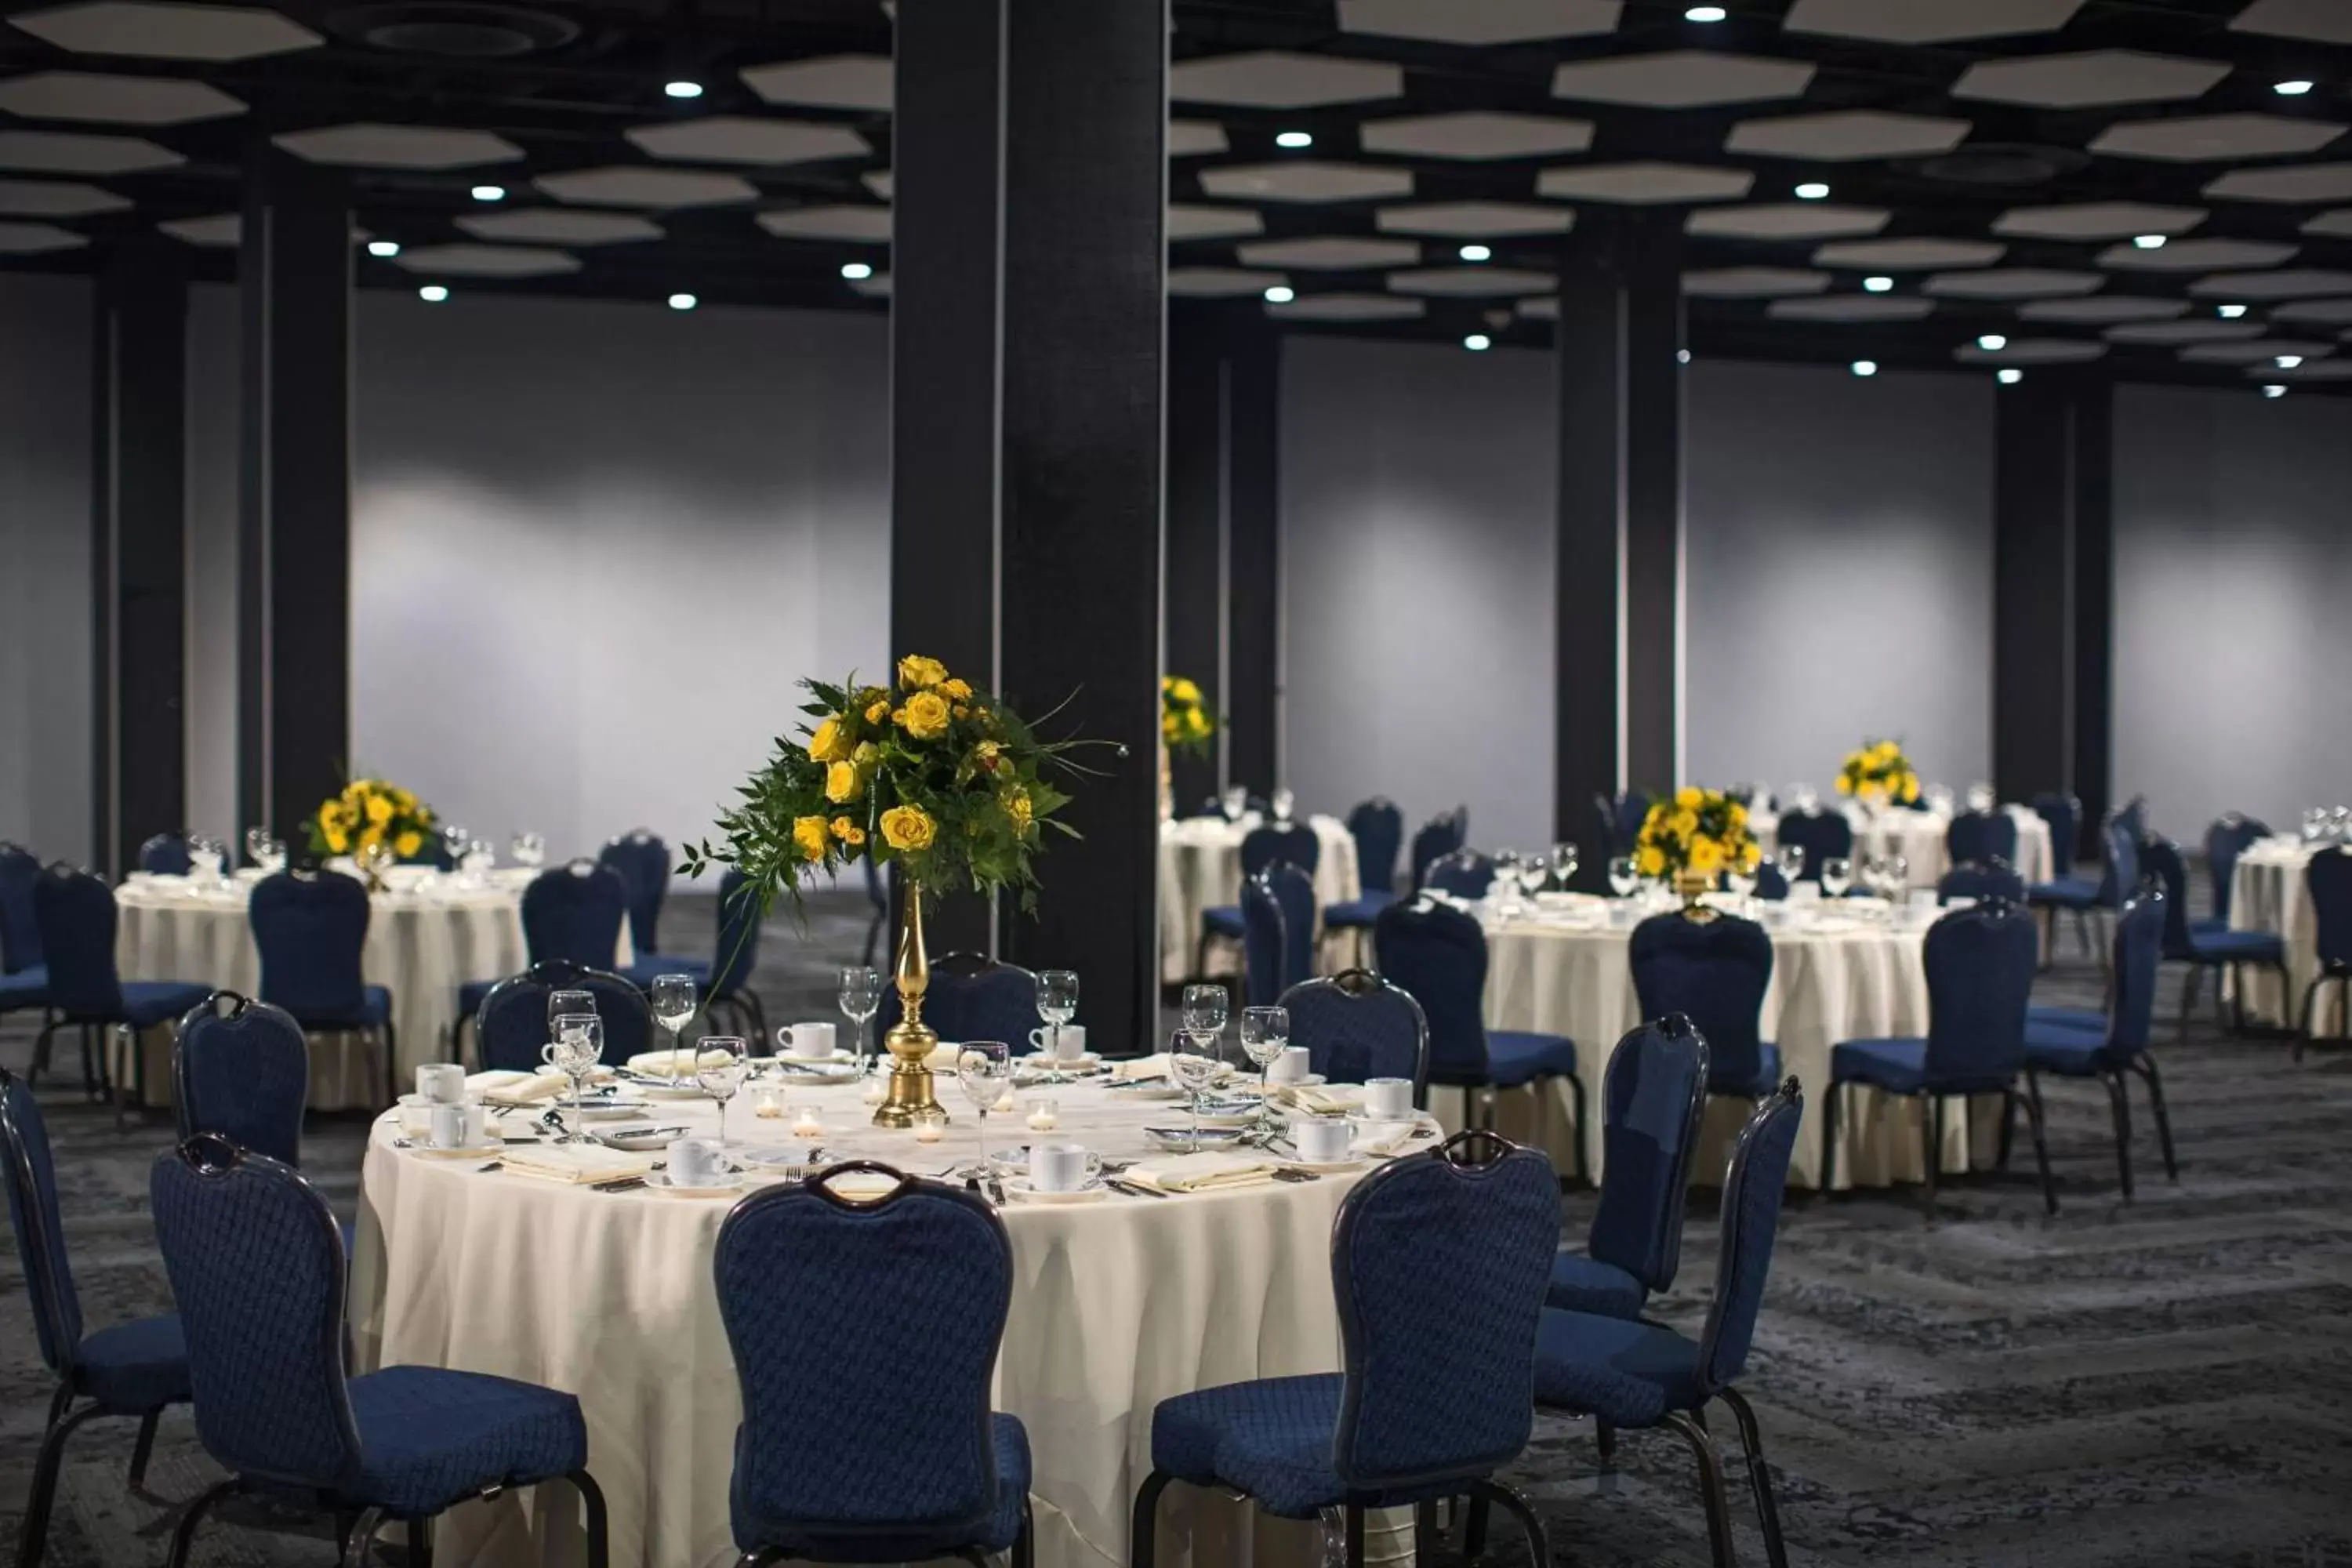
841,261,873,280
1686,5,1728,20
1677,348,1692,364
2278,354,2304,367
1275,130,1313,150
418,285,448,303
1997,368,2023,385
2217,303,2248,318
2264,383,2288,397
665,81,704,100
1458,243,1492,262
2133,234,2166,249
1794,182,1830,200
1978,334,2007,350
1465,333,1492,351
668,292,697,310
1863,275,1893,293
1263,284,1295,303
366,240,400,257
2276,80,2315,96
470,184,505,202
1852,359,1877,376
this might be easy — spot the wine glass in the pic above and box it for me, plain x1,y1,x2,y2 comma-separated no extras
1607,855,1638,899
697,1035,749,1155
1884,853,1910,902
1776,843,1806,887
1516,854,1549,906
545,1013,601,1142
510,831,546,869
1036,969,1079,1080
1494,850,1521,913
1821,856,1853,900
1240,1004,1289,1134
440,822,470,867
1177,985,1230,1149
1550,841,1579,891
249,833,286,877
243,826,270,868
1723,862,1757,916
188,834,226,884
1220,785,1247,823
957,1040,1013,1174
1270,786,1296,823
650,974,698,1076
838,966,884,1074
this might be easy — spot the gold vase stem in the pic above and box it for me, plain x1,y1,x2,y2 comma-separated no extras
873,877,944,1127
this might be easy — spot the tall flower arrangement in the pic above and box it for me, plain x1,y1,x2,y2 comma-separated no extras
1838,739,1920,806
306,779,436,862
1635,787,1761,883
1160,676,1217,753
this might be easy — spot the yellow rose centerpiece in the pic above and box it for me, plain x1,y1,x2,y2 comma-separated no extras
1636,786,1761,915
304,779,438,890
1160,675,1217,753
1838,739,1921,809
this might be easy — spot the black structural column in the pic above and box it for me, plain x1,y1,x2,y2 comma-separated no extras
1223,326,1279,799
91,246,188,877
1554,211,1685,880
1992,376,2113,856
238,147,353,848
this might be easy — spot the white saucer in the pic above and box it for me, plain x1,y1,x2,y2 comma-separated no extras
407,1139,503,1160
636,1081,710,1100
1002,1177,1108,1203
1109,1080,1187,1101
1018,1051,1104,1072
644,1171,746,1199
595,1126,691,1151
1280,1154,1370,1174
1258,1073,1327,1091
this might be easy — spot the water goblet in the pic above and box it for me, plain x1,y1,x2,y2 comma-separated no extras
544,1013,602,1142
1270,787,1296,823
440,822,470,867
243,826,270,869
1219,785,1247,823
1884,854,1910,898
696,1035,749,1155
1240,1005,1289,1134
1821,857,1853,900
510,831,546,869
1517,854,1550,906
957,1040,1013,1175
650,973,698,1076
1550,841,1579,891
1493,851,1521,913
1607,855,1639,900
1168,1029,1228,1152
188,834,226,885
1775,844,1806,887
1036,970,1080,1079
838,966,884,1074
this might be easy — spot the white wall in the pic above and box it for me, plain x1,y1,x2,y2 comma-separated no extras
2113,383,2352,837
1279,336,1559,851
1685,360,1996,795
0,274,93,862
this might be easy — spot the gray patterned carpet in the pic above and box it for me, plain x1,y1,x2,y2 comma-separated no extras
3,887,2348,1566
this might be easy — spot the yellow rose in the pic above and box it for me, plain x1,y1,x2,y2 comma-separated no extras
941,677,973,702
1642,803,1668,833
365,793,394,826
1835,775,1855,796
1675,786,1703,811
1728,801,1748,829
1688,837,1725,875
830,815,866,846
865,699,891,724
898,655,949,691
953,705,971,720
1005,789,1033,833
1901,774,1921,804
394,830,422,858
809,717,850,763
1635,845,1666,877
1740,840,1762,872
1185,709,1212,739
825,760,862,803
1670,809,1699,839
973,739,1003,773
1168,677,1201,705
324,826,348,854
792,815,829,862
895,690,951,740
880,804,936,852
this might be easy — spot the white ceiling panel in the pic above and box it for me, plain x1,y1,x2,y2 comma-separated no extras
1682,266,1831,297
459,209,664,245
0,216,85,251
2178,338,2334,363
1536,161,1751,203
739,55,891,111
2299,209,2352,238
534,166,760,208
1952,50,2227,108
2206,162,2352,202
0,175,124,214
1784,0,2082,43
626,118,867,166
0,127,179,172
751,205,890,241
0,70,241,124
10,1,319,60
1955,337,2107,362
1725,110,1969,162
2017,296,2187,322
1813,237,2005,269
1237,235,1419,269
2090,114,2343,162
1923,268,2104,298
2272,298,2352,324
2189,267,2352,298
1360,111,1592,159
1269,292,1426,321
394,243,581,278
1337,0,1621,45
157,211,234,245
1767,295,1936,321
1169,120,1226,158
2103,319,2265,343
1685,202,1888,240
1170,51,1402,109
1167,266,1286,297
1167,202,1263,241
1200,161,1412,202
1991,201,2205,239
1375,200,1573,235
2231,0,2352,45
2096,238,2295,270
274,123,521,169
1551,50,1813,109
1387,266,1555,295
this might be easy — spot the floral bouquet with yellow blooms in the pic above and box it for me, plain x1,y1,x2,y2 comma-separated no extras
1160,676,1217,753
1635,786,1761,885
306,779,437,862
683,655,1091,916
1838,739,1920,807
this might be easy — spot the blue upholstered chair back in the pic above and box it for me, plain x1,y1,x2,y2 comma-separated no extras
1775,810,1851,880
174,993,308,1167
877,955,1040,1045
1406,815,1461,891
2095,814,2141,908
1373,900,1490,1083
1589,1017,1709,1292
0,1069,82,1376
1939,860,2025,906
1945,811,2016,868
1347,799,1404,896
1696,1080,1802,1396
138,833,193,876
717,1168,1011,1536
2033,792,2080,875
706,868,764,1003
34,866,123,1018
1753,862,1790,902
1267,862,1316,992
1242,873,1286,1011
1240,822,1319,881
1421,848,1494,899
2140,838,2198,960
597,830,670,956
2311,848,2352,968
521,862,629,968
1330,1139,1557,1490
1920,902,2038,1091
1610,793,1650,849
1279,971,1428,1094
477,962,654,1073
2204,815,2270,927
0,843,42,973
1628,914,1773,1095
2107,895,2165,1055
151,1139,361,1490
249,870,372,1019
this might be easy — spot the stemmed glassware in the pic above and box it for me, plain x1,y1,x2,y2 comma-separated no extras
510,831,546,869
244,826,270,869
1036,970,1079,1080
440,822,470,868
1270,787,1296,823
1240,1004,1289,1134
838,966,883,1074
188,834,227,886
1607,855,1639,899
1883,853,1910,903
696,1035,749,1155
544,1012,602,1142
1220,785,1248,824
957,1040,1013,1174
1494,850,1521,913
650,974,698,1077
1516,854,1549,906
1174,985,1230,1150
1820,857,1853,900
1776,844,1806,889
1550,841,1579,891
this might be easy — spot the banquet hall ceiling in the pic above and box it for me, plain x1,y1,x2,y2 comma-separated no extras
3,0,2352,387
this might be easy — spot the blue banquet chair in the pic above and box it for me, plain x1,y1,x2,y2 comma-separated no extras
1277,967,1428,1098
1753,861,1790,902
2,1068,190,1568
1594,791,1651,862
33,864,212,1114
1406,810,1465,894
1420,847,1496,899
476,961,654,1075
1197,822,1320,977
1324,798,1405,955
2031,791,2080,877
1773,808,1851,884
1546,1017,1709,1325
2296,848,2352,1058
136,833,193,876
1944,809,2017,869
249,869,398,1106
2141,837,2285,1037
1132,1131,1559,1568
172,992,308,1166
1828,900,2049,1212
457,860,631,1046
2201,814,2270,934
2021,895,2172,1197
2030,811,2139,967
597,828,672,962
151,1136,609,1568
1528,1082,1805,1568
0,841,51,1029
1241,872,1286,1011
1630,913,1779,1108
622,867,770,1042
877,953,1040,1047
1374,899,1585,1181
1938,858,2025,906
716,1163,1033,1566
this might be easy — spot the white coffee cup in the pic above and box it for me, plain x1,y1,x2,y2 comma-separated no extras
1294,1118,1353,1163
1267,1045,1312,1084
778,1022,836,1059
1028,1142,1091,1193
1361,1077,1414,1121
667,1136,726,1188
428,1102,487,1149
416,1062,466,1104
1028,1024,1087,1061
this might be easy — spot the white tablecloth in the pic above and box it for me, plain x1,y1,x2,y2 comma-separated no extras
113,868,630,1109
2230,838,2348,1036
1156,815,1361,983
354,1070,1424,1568
1477,893,1989,1190
1751,803,2052,891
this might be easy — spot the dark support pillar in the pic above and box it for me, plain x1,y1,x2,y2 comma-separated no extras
1165,307,1224,815
2070,385,2114,851
1554,212,1684,882
1224,328,1279,799
238,147,352,848
92,249,188,877
994,0,1166,1047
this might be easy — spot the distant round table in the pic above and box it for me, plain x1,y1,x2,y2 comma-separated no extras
1477,893,1986,1190
1751,804,2053,891
1156,814,1360,983
2230,838,2347,1037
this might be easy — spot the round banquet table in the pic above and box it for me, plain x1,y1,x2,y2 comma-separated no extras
353,1069,1421,1568
113,866,630,1109
1156,815,1361,984
1477,892,1994,1190
2230,837,2349,1037
1751,802,2053,891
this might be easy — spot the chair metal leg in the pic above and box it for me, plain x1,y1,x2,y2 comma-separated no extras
569,1469,610,1568
1464,1495,1491,1560
1596,1417,1617,1466
165,1477,245,1568
382,1020,400,1112
2021,1070,2059,1216
1567,1072,1590,1185
1129,1467,1173,1568
128,1406,161,1488
1414,1500,1439,1566
1464,1477,1552,1566
1718,1388,1791,1568
2132,1055,2179,1181
16,1401,99,1568
29,1016,57,1086
2102,1070,2135,1199
1818,1080,1839,1195
1661,1410,1739,1568
2177,967,2200,1042
1345,1503,1367,1568
1918,1095,1940,1214
340,1506,388,1568
1013,1497,1036,1568
1995,1087,2017,1173
410,1516,433,1568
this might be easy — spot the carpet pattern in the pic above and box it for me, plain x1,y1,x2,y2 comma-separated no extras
2,889,2347,1566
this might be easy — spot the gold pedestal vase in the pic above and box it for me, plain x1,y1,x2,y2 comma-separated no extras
873,880,946,1127
1673,867,1719,922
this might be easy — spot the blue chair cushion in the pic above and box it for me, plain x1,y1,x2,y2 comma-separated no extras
287,985,393,1033
1530,1308,1700,1427
118,982,216,1029
1200,906,1244,940
2023,1026,2118,1076
1323,892,1398,931
1480,1030,1581,1090
734,1412,1031,1560
622,954,713,990
0,964,48,1012
1830,1037,1927,1095
2189,929,2286,964
1710,1041,1782,1100
2190,916,2227,936
2027,876,2102,909
2026,1006,2106,1033
343,1365,589,1517
1152,1373,1458,1519
71,1313,190,1412
1545,1254,1646,1319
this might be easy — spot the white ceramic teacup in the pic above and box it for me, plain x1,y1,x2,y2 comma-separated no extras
1294,1118,1353,1163
667,1136,727,1188
428,1102,488,1149
1028,1024,1087,1061
778,1022,837,1059
1362,1077,1414,1121
1028,1142,1091,1192
416,1062,466,1104
1267,1045,1312,1084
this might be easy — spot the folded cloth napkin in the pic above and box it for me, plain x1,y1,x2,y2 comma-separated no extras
625,1049,735,1078
467,1069,566,1103
1112,1053,1173,1083
1279,1084,1358,1116
1126,1152,1276,1193
925,1043,963,1072
1351,1119,1426,1158
500,1144,658,1185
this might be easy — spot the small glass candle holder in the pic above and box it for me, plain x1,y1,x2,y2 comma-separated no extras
912,1108,949,1144
1023,1095,1060,1133
860,1074,889,1107
789,1104,825,1139
752,1082,786,1119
